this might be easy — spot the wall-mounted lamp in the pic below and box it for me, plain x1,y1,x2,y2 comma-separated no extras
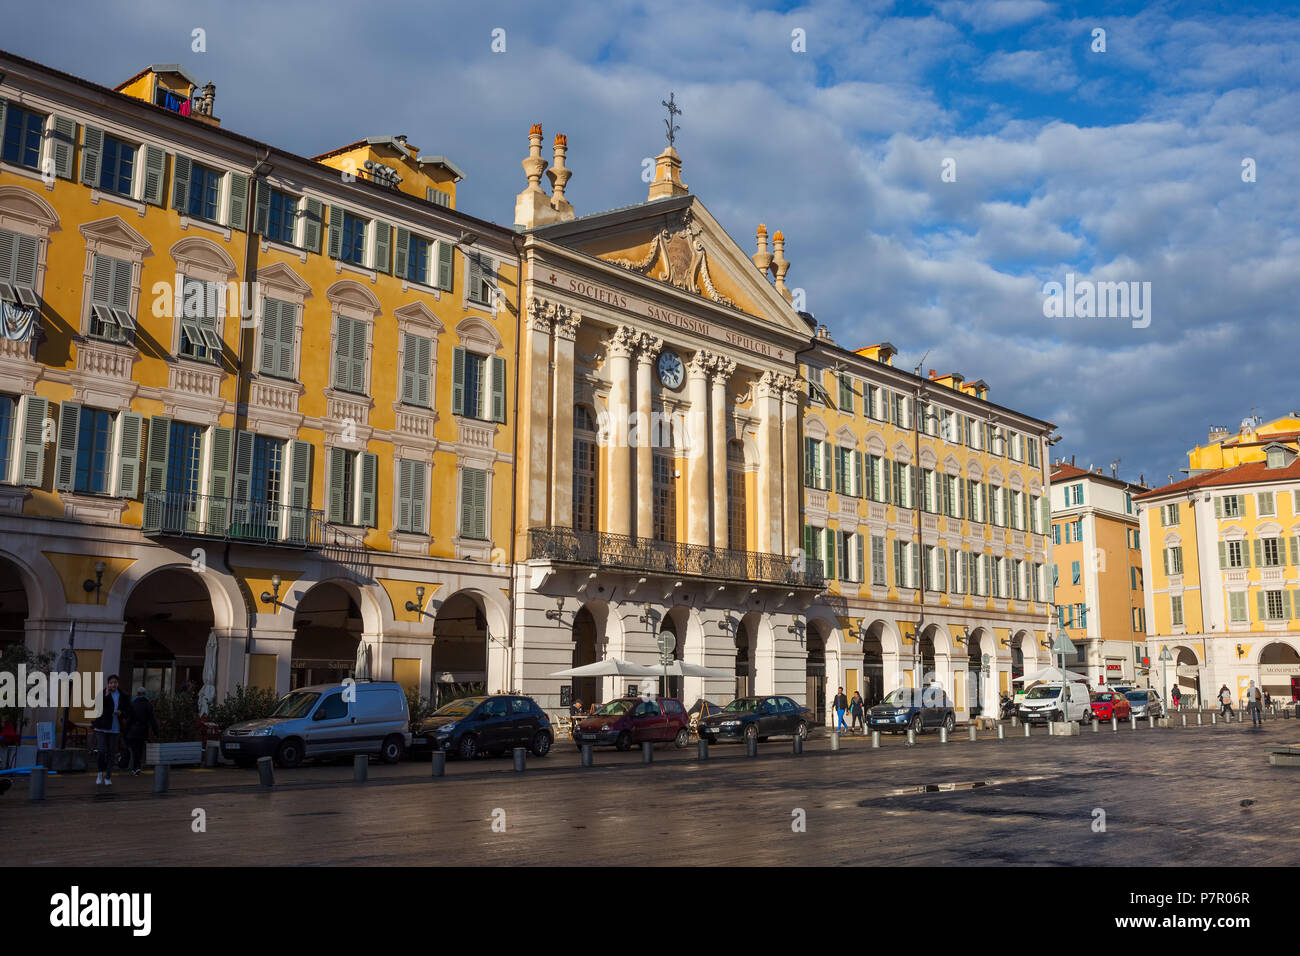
1236,643,1245,659
545,595,566,622
260,573,282,607
405,586,427,616
638,603,658,627
82,561,107,602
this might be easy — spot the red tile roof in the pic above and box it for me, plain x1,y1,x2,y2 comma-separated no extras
1050,463,1092,481
1222,430,1300,448
1137,458,1300,500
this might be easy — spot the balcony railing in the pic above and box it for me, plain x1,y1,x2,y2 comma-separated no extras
528,527,825,589
142,490,364,553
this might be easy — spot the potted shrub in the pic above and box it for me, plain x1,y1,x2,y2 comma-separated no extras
211,684,279,730
146,690,203,765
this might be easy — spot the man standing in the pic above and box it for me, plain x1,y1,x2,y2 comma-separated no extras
1245,680,1263,728
125,687,159,775
833,686,848,734
92,674,127,786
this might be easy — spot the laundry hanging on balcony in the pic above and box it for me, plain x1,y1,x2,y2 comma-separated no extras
1,302,37,342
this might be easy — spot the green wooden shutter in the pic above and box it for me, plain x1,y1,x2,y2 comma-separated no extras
207,426,234,529
803,438,815,486
1291,536,1299,565
360,452,377,527
436,240,454,291
116,412,143,499
277,301,296,379
333,315,351,390
111,258,133,311
53,401,81,491
228,172,249,230
1257,590,1267,622
328,447,347,523
1218,542,1227,569
834,449,845,494
18,396,48,486
1214,496,1223,518
12,234,37,292
937,549,947,592
90,254,112,306
394,228,410,280
80,125,103,186
853,451,863,498
287,440,312,542
141,146,167,206
1253,539,1263,567
398,459,414,531
171,154,192,212
374,221,391,274
231,431,254,525
400,334,418,404
803,524,815,562
349,316,368,393
490,355,506,423
253,180,271,235
143,416,172,527
327,204,344,259
259,299,278,374
51,115,77,180
451,347,466,416
855,534,865,583
302,198,323,253
415,335,432,408
912,542,921,589
883,458,892,504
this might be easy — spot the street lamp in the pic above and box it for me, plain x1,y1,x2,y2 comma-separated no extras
1159,645,1173,712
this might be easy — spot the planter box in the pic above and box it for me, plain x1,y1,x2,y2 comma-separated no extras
1050,721,1080,736
1268,750,1300,768
147,741,203,765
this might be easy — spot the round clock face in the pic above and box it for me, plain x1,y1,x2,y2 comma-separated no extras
657,350,685,390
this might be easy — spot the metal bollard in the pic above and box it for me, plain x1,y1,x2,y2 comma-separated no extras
1148,716,1155,730
204,742,219,768
906,729,915,745
641,741,654,764
1212,712,1217,725
257,756,274,788
872,731,881,749
792,735,803,755
353,755,368,782
939,727,948,744
1197,712,1203,726
696,740,708,760
1024,723,1031,737
153,763,169,794
1182,714,1187,728
969,725,978,741
1111,717,1118,732
431,752,446,777
28,766,45,802
1091,719,1099,733
1011,715,1019,727
997,724,1005,740
746,736,758,758
1047,721,1054,736
1130,716,1137,731
830,732,840,751
513,747,527,772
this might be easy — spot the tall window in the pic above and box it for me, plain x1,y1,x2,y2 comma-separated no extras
187,163,221,222
467,253,494,305
251,435,283,519
459,467,488,540
332,315,368,394
259,297,297,380
0,228,40,308
177,278,223,361
165,422,204,498
0,395,14,483
1171,595,1184,628
88,254,136,342
727,441,745,552
408,235,431,285
452,347,506,423
99,134,135,196
340,211,366,266
2,105,44,170
71,408,114,494
573,406,598,534
266,189,297,245
653,454,675,542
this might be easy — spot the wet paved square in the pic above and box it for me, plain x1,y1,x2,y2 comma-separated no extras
3,718,1296,866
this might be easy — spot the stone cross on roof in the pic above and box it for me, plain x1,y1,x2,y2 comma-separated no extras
662,92,681,147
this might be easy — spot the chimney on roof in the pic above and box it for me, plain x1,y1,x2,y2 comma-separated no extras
1071,455,1075,466
771,231,791,303
752,225,773,274
928,369,937,379
547,133,574,221
514,123,558,229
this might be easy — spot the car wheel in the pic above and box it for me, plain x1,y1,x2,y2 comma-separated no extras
457,734,478,760
744,724,759,743
530,731,552,757
796,721,808,740
942,713,955,734
276,738,304,769
673,728,689,749
909,714,923,735
380,735,404,764
615,731,632,752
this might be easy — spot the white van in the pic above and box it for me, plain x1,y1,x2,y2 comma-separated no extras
1016,681,1091,724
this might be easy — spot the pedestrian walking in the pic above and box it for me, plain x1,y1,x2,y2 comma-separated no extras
1170,685,1181,711
1264,690,1272,710
1245,680,1263,727
1218,684,1234,718
833,686,848,734
849,691,865,734
124,687,159,775
91,674,127,787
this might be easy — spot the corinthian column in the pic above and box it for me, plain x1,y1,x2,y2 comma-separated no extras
754,371,782,554
686,351,713,547
635,333,663,540
711,357,736,551
549,305,581,527
605,327,639,537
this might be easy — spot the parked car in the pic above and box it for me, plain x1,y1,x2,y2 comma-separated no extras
1125,689,1164,718
868,686,955,735
697,695,815,744
414,695,553,759
1089,690,1132,721
221,680,411,768
572,697,690,750
1017,682,1091,723
1108,684,1136,697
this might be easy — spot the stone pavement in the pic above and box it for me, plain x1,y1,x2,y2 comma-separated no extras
3,717,1296,866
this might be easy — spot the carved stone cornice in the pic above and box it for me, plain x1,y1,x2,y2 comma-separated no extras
636,332,664,364
688,349,715,377
710,355,737,382
553,304,582,342
526,296,553,334
607,326,640,359
754,370,782,400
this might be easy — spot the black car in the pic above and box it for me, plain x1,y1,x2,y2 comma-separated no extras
868,686,955,734
414,695,553,759
697,695,815,744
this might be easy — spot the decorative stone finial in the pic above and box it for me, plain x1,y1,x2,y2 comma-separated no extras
771,230,791,303
648,146,689,201
547,133,574,221
515,123,558,229
752,224,772,273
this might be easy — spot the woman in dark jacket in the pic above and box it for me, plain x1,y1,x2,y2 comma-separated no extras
124,688,159,775
849,691,865,734
91,674,128,786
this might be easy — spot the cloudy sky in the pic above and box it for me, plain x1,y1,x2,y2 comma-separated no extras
6,0,1297,487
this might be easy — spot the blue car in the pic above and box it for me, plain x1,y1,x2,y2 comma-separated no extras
867,687,955,734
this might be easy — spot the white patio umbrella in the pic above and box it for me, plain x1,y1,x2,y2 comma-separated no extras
549,658,659,678
1013,665,1088,684
354,640,370,680
655,660,734,679
198,631,218,717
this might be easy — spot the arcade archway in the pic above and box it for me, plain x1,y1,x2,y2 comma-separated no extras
291,582,363,690
431,591,490,707
122,568,214,696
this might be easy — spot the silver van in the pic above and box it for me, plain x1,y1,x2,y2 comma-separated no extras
220,680,411,768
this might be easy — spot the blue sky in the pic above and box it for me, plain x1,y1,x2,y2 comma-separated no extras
6,0,1299,486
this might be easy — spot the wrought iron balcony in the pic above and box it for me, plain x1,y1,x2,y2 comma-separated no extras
142,490,364,553
528,527,825,589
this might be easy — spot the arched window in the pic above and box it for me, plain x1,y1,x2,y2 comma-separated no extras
727,439,746,551
572,405,598,533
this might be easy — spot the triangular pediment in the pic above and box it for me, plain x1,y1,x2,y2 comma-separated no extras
257,261,313,297
535,196,813,338
79,215,151,254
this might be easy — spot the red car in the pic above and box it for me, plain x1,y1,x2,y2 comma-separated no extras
1090,690,1132,721
572,697,691,750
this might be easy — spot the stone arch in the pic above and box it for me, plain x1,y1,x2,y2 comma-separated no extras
0,546,59,624
965,458,984,480
1008,472,1024,491
1162,531,1182,547
942,454,961,474
169,235,238,281
918,446,938,469
988,465,1004,486
456,315,503,353
834,424,858,447
0,183,61,234
804,415,829,441
325,278,382,318
891,440,912,462
863,432,886,456
121,566,219,693
106,555,247,632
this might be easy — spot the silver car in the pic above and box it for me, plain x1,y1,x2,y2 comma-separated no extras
1124,689,1164,719
221,680,412,768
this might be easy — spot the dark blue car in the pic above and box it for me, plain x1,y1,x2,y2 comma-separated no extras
413,695,553,759
868,687,955,734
